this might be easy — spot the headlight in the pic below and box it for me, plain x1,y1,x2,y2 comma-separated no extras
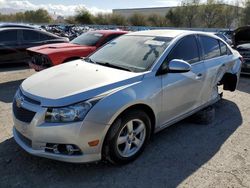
45,101,93,123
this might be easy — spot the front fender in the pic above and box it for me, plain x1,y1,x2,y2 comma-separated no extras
84,75,162,126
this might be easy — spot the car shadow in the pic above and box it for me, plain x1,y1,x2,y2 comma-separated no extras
0,79,24,103
238,75,250,93
0,99,242,188
0,63,29,72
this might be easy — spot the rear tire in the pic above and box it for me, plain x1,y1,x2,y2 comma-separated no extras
103,110,151,165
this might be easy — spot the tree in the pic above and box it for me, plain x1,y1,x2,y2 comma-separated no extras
0,9,52,23
147,14,167,27
181,0,200,27
110,14,127,25
166,8,183,27
222,5,237,28
129,13,147,26
94,13,111,25
199,0,223,28
24,9,52,23
65,16,77,24
75,8,94,24
241,0,250,25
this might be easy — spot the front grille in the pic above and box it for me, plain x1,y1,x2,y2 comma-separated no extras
15,129,32,147
13,100,36,123
29,52,52,67
238,50,250,59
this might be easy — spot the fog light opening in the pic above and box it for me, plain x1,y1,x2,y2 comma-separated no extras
52,144,60,154
66,145,74,155
45,143,81,155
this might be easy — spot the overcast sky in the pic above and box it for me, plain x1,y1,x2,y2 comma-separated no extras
0,0,183,15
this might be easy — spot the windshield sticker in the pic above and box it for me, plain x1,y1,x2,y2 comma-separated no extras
144,40,165,46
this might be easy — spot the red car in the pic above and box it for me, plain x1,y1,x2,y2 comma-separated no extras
28,30,128,71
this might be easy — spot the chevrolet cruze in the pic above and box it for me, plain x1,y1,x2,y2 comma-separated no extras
13,30,242,164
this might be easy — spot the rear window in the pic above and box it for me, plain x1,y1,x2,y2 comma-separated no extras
220,41,228,56
200,36,220,60
23,30,40,41
71,32,103,46
40,33,56,40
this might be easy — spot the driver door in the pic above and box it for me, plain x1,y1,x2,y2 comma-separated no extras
159,35,207,126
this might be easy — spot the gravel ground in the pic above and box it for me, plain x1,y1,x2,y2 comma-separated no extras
0,66,250,188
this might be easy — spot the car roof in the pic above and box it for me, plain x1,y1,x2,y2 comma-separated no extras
0,27,61,38
126,29,213,38
0,23,37,29
0,27,40,31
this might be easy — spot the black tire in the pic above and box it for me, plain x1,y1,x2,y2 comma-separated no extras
103,110,151,165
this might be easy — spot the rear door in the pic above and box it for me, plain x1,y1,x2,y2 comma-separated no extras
0,29,22,64
198,35,232,102
160,35,207,125
21,29,42,48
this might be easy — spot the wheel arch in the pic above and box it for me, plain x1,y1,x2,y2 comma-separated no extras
113,103,156,135
219,72,238,91
101,103,156,161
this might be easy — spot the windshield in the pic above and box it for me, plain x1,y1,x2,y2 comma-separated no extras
71,32,103,46
88,35,172,72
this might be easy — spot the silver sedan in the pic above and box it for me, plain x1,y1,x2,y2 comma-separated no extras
13,30,242,164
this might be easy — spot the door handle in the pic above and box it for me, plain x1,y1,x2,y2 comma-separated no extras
195,73,203,80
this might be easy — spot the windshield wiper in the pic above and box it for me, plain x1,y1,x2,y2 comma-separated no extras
84,58,132,72
96,62,132,72
84,57,97,64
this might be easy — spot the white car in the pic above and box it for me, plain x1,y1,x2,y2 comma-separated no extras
13,30,242,164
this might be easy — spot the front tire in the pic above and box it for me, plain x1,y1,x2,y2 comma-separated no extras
103,110,151,165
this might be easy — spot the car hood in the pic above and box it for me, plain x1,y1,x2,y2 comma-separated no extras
237,43,250,50
233,26,250,47
27,43,92,55
21,60,144,107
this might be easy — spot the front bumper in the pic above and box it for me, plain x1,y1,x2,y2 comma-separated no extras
12,98,109,163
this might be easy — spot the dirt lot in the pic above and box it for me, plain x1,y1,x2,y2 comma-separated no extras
0,66,250,188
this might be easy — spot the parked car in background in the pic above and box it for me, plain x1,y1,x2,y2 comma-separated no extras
218,30,233,40
0,23,38,29
27,30,128,71
13,30,242,164
233,26,250,74
0,27,69,65
214,33,232,45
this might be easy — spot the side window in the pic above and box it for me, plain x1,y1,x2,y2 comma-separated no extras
40,33,55,40
200,36,220,60
219,41,228,56
22,30,40,42
167,35,200,64
0,30,18,43
100,34,121,46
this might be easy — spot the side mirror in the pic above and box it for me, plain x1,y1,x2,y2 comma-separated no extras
157,59,191,75
168,59,191,73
